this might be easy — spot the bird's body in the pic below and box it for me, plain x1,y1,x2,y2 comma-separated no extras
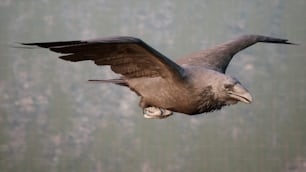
22,35,294,119
127,67,236,115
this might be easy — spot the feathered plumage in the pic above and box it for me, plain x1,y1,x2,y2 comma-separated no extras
21,35,294,119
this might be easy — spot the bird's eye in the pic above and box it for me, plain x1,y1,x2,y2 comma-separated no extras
224,84,233,90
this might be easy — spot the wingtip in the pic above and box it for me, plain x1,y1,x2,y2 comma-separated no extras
14,42,46,48
280,38,298,45
254,35,299,45
19,42,34,46
285,41,299,45
10,42,39,49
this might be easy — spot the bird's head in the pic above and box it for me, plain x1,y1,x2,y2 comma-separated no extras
213,75,253,105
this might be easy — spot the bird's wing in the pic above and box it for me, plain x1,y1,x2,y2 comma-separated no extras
176,35,294,73
22,36,185,81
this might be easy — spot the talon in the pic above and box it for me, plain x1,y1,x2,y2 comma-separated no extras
143,107,162,119
143,107,173,119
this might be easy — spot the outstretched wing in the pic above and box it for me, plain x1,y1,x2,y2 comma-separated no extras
176,35,294,73
22,36,185,81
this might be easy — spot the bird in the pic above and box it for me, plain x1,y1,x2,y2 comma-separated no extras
21,35,294,119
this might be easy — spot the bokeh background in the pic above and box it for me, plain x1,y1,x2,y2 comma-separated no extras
1,0,305,172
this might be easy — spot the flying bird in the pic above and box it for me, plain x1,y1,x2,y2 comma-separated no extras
22,35,294,119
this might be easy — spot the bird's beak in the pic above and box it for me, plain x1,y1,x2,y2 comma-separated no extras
228,83,253,104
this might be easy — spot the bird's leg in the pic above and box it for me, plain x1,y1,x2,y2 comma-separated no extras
143,107,173,119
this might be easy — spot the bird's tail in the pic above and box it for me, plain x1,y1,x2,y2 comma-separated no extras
88,79,128,86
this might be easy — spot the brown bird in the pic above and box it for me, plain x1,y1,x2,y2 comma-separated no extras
22,35,293,119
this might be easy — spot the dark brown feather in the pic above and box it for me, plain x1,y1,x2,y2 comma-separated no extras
176,35,294,73
22,36,185,80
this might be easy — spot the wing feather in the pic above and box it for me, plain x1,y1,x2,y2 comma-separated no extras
22,36,185,80
176,35,294,73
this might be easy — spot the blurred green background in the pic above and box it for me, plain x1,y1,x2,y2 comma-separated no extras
0,0,305,172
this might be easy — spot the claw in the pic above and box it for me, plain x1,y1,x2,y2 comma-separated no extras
143,107,173,119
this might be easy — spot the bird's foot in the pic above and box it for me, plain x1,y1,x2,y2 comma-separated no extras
143,107,173,119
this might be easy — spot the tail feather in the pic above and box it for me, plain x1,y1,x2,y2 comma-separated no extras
88,79,128,86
